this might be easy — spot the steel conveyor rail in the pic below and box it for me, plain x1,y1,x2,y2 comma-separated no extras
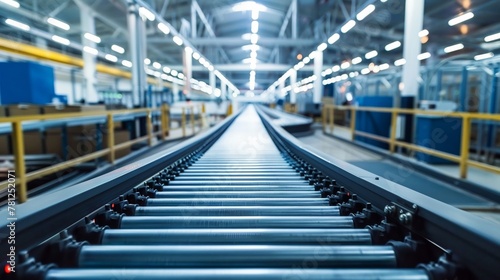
1,105,498,280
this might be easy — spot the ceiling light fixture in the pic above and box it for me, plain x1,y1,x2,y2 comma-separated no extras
51,35,70,45
84,32,101,43
173,35,183,46
356,4,375,21
385,41,401,51
5,18,29,31
448,12,474,26
328,33,340,44
444,43,464,53
111,44,125,54
474,52,494,61
47,17,70,30
341,20,356,33
157,22,170,35
365,50,378,59
105,54,118,62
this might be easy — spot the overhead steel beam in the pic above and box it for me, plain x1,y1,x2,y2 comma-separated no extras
147,37,320,46
268,0,296,63
169,64,327,72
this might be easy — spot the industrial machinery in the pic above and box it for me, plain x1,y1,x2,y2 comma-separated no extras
1,105,498,280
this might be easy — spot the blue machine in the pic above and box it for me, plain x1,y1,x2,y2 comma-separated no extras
415,116,461,164
354,96,393,149
0,61,56,104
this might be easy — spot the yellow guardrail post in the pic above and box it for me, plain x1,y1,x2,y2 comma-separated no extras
329,106,334,133
161,104,168,141
146,109,153,146
190,106,195,134
350,107,356,141
389,110,398,153
459,116,471,178
227,103,233,116
12,121,27,203
322,106,326,132
181,107,186,137
107,114,115,164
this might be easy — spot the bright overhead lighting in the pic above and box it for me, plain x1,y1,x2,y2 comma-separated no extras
474,52,494,61
444,43,464,53
242,44,260,51
328,33,340,44
379,63,390,71
152,62,161,69
250,62,256,69
252,10,259,20
173,35,183,46
418,29,429,37
84,32,100,43
250,51,257,58
332,65,340,72
341,61,350,69
394,58,406,66
139,7,155,21
303,57,311,64
356,4,375,21
5,18,29,31
352,57,362,65
163,66,171,73
484,32,500,42
448,12,474,26
157,22,170,35
185,46,193,54
83,46,98,55
47,17,70,30
111,44,124,54
207,64,214,71
171,69,178,76
144,58,151,65
51,35,70,45
199,57,206,64
233,1,267,12
251,20,259,33
341,20,356,33
0,0,20,8
417,52,431,60
105,54,118,62
317,43,327,52
308,51,317,59
361,68,370,75
385,41,401,51
250,70,256,76
121,60,132,67
250,34,259,44
365,50,378,59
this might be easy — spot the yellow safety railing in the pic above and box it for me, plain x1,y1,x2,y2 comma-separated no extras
322,104,500,179
0,103,205,203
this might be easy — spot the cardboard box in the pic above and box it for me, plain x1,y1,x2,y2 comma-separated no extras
43,105,106,114
0,135,9,155
23,131,43,154
7,104,42,116
66,129,130,160
45,130,63,158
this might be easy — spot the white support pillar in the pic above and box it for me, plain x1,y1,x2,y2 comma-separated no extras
80,5,98,103
290,69,297,104
401,0,424,97
209,71,216,94
173,82,180,102
221,80,227,98
278,81,285,99
127,2,141,107
138,13,147,107
291,0,297,39
313,51,323,103
183,48,192,96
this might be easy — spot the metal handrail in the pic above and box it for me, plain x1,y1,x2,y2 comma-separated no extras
322,104,500,179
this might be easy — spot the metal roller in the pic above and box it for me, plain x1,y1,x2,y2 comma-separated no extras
167,180,308,186
119,216,354,229
173,176,303,181
180,172,299,176
154,190,321,198
133,206,340,216
145,197,329,206
160,186,315,192
76,245,397,268
44,268,430,280
183,169,295,173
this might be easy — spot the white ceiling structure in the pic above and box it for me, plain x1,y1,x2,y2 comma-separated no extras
1,0,500,97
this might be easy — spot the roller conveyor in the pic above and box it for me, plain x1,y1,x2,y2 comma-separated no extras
8,105,500,280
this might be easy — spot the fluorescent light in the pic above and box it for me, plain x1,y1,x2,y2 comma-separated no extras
153,62,161,69
317,43,327,52
385,41,401,51
173,35,183,46
379,63,390,71
252,10,259,20
139,7,155,21
303,57,311,64
332,65,340,72
105,54,118,62
233,1,267,12
250,51,257,58
250,70,256,76
341,61,350,69
444,43,464,53
163,66,171,73
83,46,98,55
122,60,132,67
308,51,317,59
144,58,151,65
485,32,500,42
328,33,340,44
341,20,356,33
111,44,124,54
5,18,29,31
0,0,20,8
51,35,70,45
448,12,474,26
417,52,431,60
250,34,259,44
177,72,184,79
394,58,406,66
365,50,378,59
185,46,193,54
47,17,70,30
361,68,370,75
474,52,494,61
242,44,260,51
84,32,101,43
356,4,375,21
192,52,200,60
199,57,206,64
418,29,429,37
352,57,362,65
157,22,170,35
251,20,259,33
171,69,178,76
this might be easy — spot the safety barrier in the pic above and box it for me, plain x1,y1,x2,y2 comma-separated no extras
0,104,206,203
322,104,500,179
